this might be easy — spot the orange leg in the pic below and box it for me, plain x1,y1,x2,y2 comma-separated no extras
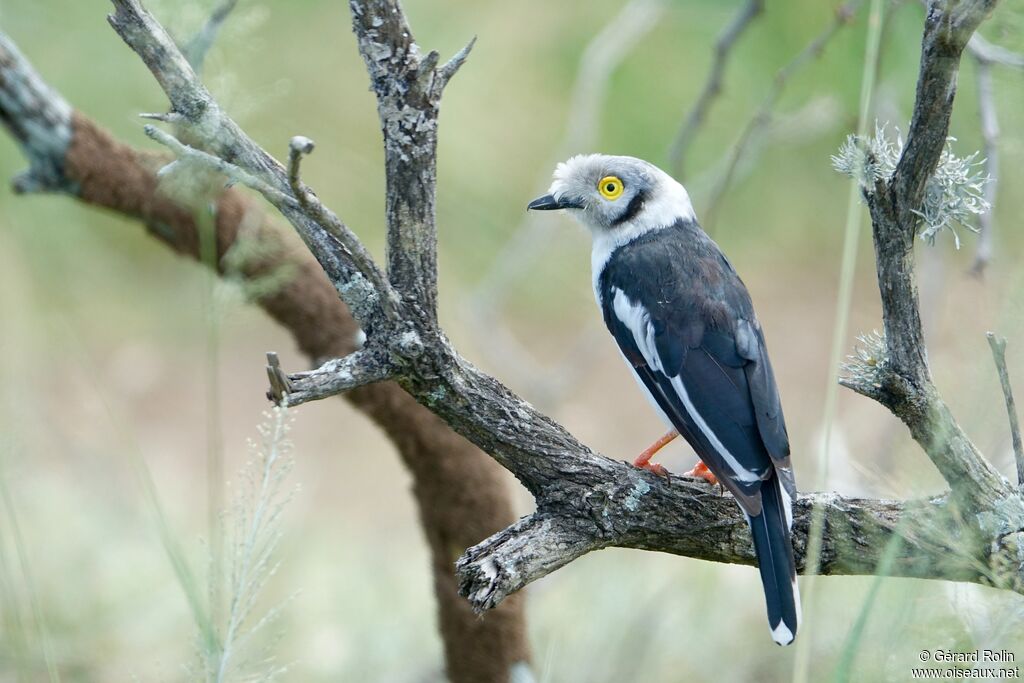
632,429,678,478
683,460,718,486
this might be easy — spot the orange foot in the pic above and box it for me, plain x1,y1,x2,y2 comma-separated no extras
632,429,678,480
683,460,718,486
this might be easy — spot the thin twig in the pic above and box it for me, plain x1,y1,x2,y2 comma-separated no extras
109,0,397,333
703,0,863,232
182,0,239,72
667,0,765,180
285,135,395,308
463,0,662,406
434,36,477,93
970,56,998,275
986,333,1024,487
968,32,1024,69
144,124,296,206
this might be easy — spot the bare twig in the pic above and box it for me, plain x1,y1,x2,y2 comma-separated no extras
283,134,395,311
986,333,1024,487
969,32,1024,69
181,0,239,72
704,0,863,231
144,123,296,206
970,56,998,275
268,349,394,406
667,0,765,180
108,0,398,335
464,0,663,406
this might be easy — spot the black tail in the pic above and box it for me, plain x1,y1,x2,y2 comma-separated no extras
747,470,800,645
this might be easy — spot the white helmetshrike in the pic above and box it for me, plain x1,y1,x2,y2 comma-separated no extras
529,154,800,646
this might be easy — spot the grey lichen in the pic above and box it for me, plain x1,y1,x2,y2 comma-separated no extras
622,479,651,512
840,330,888,390
334,272,380,326
832,123,991,247
395,329,425,358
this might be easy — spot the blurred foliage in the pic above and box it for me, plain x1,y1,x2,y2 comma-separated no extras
2,0,1024,681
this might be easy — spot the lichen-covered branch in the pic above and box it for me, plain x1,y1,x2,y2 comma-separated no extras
350,0,473,325
839,0,1014,512
456,490,993,613
269,349,394,407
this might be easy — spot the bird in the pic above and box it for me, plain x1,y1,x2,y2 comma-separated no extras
527,154,800,646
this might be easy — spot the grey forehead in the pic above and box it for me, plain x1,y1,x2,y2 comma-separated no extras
579,157,656,184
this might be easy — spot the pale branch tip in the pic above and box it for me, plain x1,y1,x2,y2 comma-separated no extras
265,352,293,409
435,35,477,92
139,111,184,123
268,349,394,407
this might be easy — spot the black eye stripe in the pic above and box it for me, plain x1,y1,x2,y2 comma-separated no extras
610,188,647,226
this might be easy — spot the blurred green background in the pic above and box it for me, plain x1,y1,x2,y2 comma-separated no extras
2,0,1024,681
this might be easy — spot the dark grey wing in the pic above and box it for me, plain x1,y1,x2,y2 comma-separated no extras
604,286,772,514
736,318,795,495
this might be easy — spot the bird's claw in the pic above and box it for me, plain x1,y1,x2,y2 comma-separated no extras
634,460,671,483
682,460,718,486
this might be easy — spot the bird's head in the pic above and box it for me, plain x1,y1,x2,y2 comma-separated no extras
527,154,695,235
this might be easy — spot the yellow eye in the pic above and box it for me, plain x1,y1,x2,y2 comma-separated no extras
598,175,624,200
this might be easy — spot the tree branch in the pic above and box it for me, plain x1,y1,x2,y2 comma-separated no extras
350,0,473,325
96,0,1024,624
456,490,994,612
0,33,76,194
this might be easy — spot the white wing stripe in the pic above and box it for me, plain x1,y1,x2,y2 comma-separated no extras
612,287,760,484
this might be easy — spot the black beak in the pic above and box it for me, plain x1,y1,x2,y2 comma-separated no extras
527,193,583,211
